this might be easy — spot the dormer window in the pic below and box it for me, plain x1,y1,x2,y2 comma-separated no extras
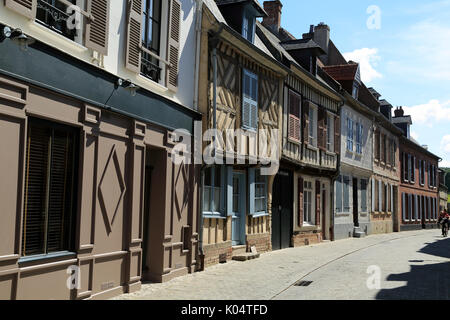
242,10,255,43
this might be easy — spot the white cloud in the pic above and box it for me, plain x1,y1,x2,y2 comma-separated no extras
441,135,450,153
411,132,420,140
440,160,450,168
343,48,382,83
403,100,450,126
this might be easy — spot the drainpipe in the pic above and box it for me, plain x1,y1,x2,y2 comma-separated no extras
193,0,203,111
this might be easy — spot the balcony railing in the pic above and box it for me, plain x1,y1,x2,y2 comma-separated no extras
141,53,162,83
36,0,77,41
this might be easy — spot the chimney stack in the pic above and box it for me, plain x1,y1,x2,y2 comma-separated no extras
262,0,283,34
394,106,404,118
313,23,330,55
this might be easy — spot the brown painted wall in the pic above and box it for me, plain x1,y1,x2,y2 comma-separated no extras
0,74,198,299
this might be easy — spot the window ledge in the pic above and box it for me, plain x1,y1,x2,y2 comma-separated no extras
203,214,227,219
288,137,301,145
251,212,269,218
30,21,88,53
18,251,76,264
307,144,319,152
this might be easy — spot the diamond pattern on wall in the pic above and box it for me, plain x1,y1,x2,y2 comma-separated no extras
98,145,126,234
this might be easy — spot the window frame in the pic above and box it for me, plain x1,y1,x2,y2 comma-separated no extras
346,117,354,152
355,122,363,154
303,179,315,225
242,69,259,132
202,166,226,217
308,105,318,148
361,179,368,213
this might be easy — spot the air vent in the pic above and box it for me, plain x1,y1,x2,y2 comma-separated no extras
294,280,313,287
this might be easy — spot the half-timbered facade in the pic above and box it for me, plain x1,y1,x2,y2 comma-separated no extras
197,0,287,267
258,2,343,248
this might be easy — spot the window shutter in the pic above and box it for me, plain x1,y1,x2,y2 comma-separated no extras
302,100,309,144
5,0,36,19
315,180,321,226
249,168,255,215
371,179,375,213
414,194,418,221
85,0,110,55
288,91,301,141
334,115,340,154
390,184,394,214
412,156,416,183
250,100,258,130
125,0,143,72
378,180,382,212
167,0,181,92
226,166,233,216
401,193,406,221
336,177,342,213
318,108,325,150
298,177,304,227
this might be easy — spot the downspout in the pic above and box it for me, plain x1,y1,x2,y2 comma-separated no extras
193,0,203,111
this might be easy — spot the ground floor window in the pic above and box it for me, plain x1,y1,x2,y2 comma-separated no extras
22,118,79,257
253,169,267,214
203,166,224,215
360,179,368,213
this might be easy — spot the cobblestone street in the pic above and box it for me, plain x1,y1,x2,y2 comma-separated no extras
113,229,450,300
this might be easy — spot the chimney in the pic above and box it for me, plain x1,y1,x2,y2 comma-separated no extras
394,106,404,118
313,23,330,55
262,1,283,34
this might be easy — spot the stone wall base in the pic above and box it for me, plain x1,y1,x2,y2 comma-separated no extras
292,231,322,247
246,233,271,253
369,220,393,235
202,241,233,268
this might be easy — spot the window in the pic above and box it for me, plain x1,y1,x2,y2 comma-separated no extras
203,166,224,214
355,122,363,154
21,118,79,257
303,180,314,224
346,118,354,152
254,169,267,214
36,0,79,42
242,11,255,43
375,179,379,212
343,176,350,212
380,134,386,163
141,0,163,82
242,69,258,131
361,179,367,213
335,176,342,213
288,90,301,142
309,106,317,147
327,114,334,152
411,156,416,183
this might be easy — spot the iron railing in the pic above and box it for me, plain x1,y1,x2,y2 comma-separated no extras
36,0,77,41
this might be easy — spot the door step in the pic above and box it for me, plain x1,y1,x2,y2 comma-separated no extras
232,245,247,257
353,227,366,238
232,252,261,261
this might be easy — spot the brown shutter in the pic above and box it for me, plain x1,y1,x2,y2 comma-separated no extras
85,0,110,55
298,177,304,227
315,180,321,226
334,115,340,154
318,108,326,150
302,100,309,144
5,0,36,19
288,91,301,141
323,112,328,150
125,0,143,73
167,0,181,92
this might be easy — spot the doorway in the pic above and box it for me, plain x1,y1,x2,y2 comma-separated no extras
231,172,246,246
272,170,293,251
322,185,327,240
353,178,359,227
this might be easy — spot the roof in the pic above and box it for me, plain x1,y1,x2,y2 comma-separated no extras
368,87,381,100
281,39,325,54
379,99,393,107
322,64,360,81
215,0,267,17
203,0,227,24
392,116,412,125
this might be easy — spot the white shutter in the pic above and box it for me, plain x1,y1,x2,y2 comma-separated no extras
378,180,382,213
371,179,375,212
390,184,393,213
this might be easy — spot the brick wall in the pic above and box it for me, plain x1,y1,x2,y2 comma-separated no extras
246,233,271,253
292,231,322,247
201,241,232,269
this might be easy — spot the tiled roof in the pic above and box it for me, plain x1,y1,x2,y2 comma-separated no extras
215,0,267,16
281,39,325,53
322,64,359,81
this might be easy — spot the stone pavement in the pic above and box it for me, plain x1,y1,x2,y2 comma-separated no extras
112,229,450,300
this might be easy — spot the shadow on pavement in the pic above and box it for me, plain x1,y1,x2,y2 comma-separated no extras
376,237,450,300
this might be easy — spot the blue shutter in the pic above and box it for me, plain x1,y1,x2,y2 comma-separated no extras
227,166,233,216
249,168,255,215
390,184,393,213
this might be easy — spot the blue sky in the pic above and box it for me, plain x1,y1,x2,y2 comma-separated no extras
276,0,450,167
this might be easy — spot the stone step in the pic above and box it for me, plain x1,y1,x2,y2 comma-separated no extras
232,245,247,256
353,231,366,238
232,252,261,262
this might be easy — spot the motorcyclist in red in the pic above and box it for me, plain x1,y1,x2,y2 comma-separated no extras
438,209,450,237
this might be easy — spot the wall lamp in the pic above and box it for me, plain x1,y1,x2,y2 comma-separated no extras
117,78,139,97
0,25,34,50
